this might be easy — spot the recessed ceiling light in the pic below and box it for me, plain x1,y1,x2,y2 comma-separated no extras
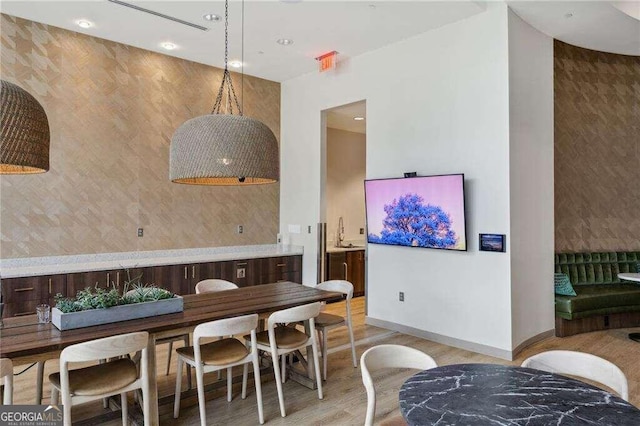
161,42,177,51
229,60,242,68
76,20,93,29
203,13,221,22
277,39,294,46
354,117,365,121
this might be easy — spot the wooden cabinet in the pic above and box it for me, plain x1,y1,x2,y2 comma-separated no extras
348,251,365,297
151,264,199,296
196,259,258,290
66,268,125,297
1,274,66,317
258,255,302,284
327,252,347,281
1,254,303,318
326,250,365,297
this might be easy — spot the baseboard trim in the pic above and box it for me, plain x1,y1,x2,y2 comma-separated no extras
512,329,555,358
366,317,522,361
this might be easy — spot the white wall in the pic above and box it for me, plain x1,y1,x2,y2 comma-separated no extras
507,9,556,348
326,128,366,246
281,3,514,355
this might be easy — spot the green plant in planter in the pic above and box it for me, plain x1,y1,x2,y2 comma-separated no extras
54,269,175,313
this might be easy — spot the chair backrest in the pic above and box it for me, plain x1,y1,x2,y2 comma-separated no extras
317,280,354,321
193,314,259,343
267,302,321,329
521,350,629,401
361,345,438,426
0,358,13,405
60,331,149,363
316,280,353,299
195,279,238,294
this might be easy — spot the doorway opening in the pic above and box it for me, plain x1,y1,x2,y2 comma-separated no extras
320,100,367,301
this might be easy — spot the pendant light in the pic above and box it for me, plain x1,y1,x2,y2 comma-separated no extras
0,80,50,174
170,0,279,185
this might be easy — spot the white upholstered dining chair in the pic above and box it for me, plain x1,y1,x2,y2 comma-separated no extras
315,280,357,380
49,332,151,426
521,350,629,401
173,313,264,425
248,302,323,417
195,279,238,294
1,358,13,405
361,344,438,426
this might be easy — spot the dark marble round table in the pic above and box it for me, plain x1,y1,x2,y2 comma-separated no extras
399,363,640,425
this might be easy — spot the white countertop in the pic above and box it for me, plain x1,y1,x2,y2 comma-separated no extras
0,244,304,278
326,245,367,253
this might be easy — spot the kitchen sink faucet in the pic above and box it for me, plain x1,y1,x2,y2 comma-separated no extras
336,217,345,247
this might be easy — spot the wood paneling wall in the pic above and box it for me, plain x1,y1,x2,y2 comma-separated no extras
554,40,640,251
0,15,280,258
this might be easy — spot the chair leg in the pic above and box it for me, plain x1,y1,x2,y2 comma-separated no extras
62,392,72,426
252,356,264,425
271,351,286,417
227,367,233,402
195,365,207,426
311,339,323,400
99,359,109,409
173,357,183,419
36,360,45,404
281,354,287,383
322,329,328,381
121,392,128,426
242,363,248,399
50,386,58,405
347,320,357,368
166,341,174,376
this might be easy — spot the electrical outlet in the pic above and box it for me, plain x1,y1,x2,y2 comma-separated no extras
360,228,365,235
399,291,405,302
137,228,143,237
237,225,243,234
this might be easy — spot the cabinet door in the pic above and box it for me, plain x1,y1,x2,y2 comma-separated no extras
66,269,122,298
151,264,196,296
259,256,303,284
347,250,365,297
2,274,66,318
196,260,256,289
327,252,347,281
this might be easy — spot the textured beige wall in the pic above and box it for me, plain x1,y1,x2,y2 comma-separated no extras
554,40,640,251
0,15,280,258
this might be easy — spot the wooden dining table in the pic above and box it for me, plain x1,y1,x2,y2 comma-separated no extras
0,281,342,425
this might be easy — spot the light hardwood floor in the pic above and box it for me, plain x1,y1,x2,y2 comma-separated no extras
7,297,640,425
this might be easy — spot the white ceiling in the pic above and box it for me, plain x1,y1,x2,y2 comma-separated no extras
2,1,637,83
508,1,640,56
0,1,486,82
326,100,366,134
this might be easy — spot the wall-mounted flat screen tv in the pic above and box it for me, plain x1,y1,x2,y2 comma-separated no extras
364,174,467,251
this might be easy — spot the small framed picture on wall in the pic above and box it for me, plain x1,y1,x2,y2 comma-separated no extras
479,234,506,252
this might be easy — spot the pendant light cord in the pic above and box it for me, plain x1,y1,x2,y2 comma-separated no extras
212,0,242,116
241,0,244,115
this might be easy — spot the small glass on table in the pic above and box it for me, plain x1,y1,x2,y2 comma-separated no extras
36,304,51,324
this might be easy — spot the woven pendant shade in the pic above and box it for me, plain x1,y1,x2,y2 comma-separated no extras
170,114,279,185
1,80,50,174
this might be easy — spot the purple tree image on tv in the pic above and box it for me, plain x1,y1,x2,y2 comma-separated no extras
368,194,458,248
365,174,467,251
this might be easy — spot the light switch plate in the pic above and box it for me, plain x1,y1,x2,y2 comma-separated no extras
288,224,301,234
